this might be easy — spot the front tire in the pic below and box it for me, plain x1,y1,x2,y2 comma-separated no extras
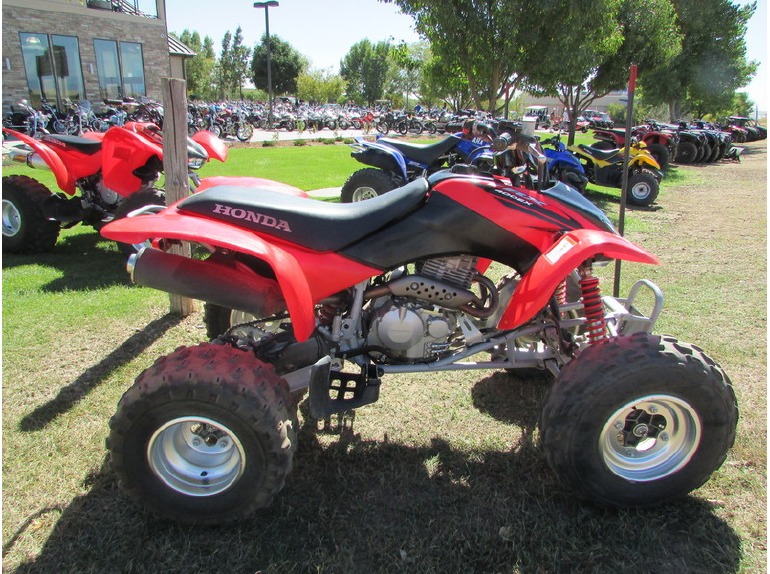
645,143,670,169
236,123,254,142
675,141,698,164
626,170,659,206
108,343,298,525
2,175,60,254
340,168,399,202
540,333,737,508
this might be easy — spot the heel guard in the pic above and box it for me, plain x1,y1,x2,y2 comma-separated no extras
308,356,381,419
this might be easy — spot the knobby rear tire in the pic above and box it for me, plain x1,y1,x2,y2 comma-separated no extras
108,343,298,525
2,175,60,254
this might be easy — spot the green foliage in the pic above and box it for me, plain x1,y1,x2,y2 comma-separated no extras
639,0,758,120
296,68,346,104
523,0,681,144
251,35,307,96
340,39,393,105
384,0,526,113
175,30,217,100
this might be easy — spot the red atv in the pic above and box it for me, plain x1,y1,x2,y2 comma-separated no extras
100,130,737,525
591,121,678,169
2,122,227,255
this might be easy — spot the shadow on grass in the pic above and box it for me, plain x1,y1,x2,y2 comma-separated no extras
17,313,182,432
2,231,130,293
6,383,742,574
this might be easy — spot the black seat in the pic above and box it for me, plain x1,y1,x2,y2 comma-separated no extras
578,144,620,162
377,135,462,165
178,178,430,252
43,134,102,155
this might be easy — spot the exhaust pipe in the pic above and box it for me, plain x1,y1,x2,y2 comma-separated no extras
11,151,51,171
129,248,286,318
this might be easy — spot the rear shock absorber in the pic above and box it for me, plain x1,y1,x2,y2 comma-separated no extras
579,264,607,345
554,278,568,307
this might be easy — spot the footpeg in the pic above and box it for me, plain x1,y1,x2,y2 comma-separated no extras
308,356,381,419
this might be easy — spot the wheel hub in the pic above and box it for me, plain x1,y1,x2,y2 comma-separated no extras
148,416,246,496
2,199,22,237
600,394,701,482
352,186,380,201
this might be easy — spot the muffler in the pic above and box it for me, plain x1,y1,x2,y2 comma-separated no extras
129,248,286,318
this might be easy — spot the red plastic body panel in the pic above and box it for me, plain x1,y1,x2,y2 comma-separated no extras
3,128,102,195
196,176,308,197
499,229,659,329
101,209,381,341
191,130,228,162
101,126,163,196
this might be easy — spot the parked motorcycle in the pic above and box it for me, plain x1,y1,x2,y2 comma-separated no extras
208,106,254,142
568,141,663,206
99,128,738,525
2,123,226,255
2,100,50,138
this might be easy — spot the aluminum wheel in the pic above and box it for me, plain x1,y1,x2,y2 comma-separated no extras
2,199,21,237
600,394,701,482
148,416,246,497
351,186,380,201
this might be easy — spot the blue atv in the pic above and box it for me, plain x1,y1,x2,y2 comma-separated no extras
541,134,589,194
340,128,494,202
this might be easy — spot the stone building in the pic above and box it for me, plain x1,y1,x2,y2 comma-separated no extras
2,0,193,114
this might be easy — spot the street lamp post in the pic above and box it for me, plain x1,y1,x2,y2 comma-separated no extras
254,1,279,129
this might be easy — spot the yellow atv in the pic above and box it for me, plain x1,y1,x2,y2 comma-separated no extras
569,141,663,206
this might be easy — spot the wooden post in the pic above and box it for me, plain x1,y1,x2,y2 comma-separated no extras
161,77,196,316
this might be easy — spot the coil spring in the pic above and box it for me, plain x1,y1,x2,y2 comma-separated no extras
317,300,341,325
579,274,607,344
554,279,567,307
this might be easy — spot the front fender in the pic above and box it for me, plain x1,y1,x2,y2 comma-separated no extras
498,229,659,330
191,129,228,162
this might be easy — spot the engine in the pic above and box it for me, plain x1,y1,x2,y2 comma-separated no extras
96,180,121,206
363,255,497,362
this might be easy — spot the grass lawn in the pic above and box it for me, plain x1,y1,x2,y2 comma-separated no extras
2,137,765,573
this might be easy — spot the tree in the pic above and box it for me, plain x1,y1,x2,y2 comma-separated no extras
251,35,307,96
340,39,392,105
387,41,428,109
217,27,252,99
420,51,472,111
639,0,758,120
522,0,682,143
175,30,217,100
216,30,232,99
296,68,346,104
382,0,527,113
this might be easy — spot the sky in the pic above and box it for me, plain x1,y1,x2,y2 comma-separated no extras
165,0,767,114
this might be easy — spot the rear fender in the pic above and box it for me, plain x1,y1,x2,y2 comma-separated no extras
352,144,409,181
191,129,228,162
101,210,380,341
2,128,71,194
196,176,309,197
498,229,659,330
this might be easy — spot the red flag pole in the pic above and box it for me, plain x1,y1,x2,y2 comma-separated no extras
613,64,637,297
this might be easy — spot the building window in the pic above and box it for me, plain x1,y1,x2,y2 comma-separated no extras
19,33,85,108
94,39,146,99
